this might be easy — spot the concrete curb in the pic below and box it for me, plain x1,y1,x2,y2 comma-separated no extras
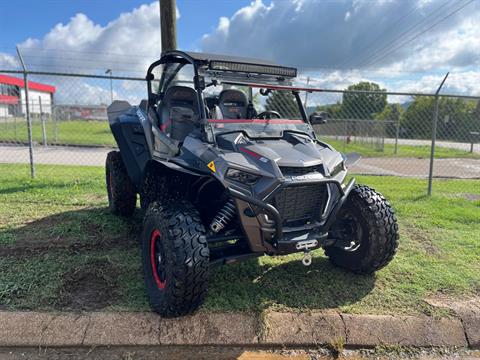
0,311,477,349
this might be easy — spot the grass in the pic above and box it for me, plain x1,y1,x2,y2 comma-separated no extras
0,118,477,158
0,163,479,315
0,119,114,147
320,138,480,159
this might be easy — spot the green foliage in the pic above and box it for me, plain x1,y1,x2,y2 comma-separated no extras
314,82,478,144
402,96,477,141
375,103,404,137
375,103,403,122
342,81,387,119
316,102,344,119
265,91,301,118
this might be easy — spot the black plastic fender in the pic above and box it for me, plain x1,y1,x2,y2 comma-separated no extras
108,102,152,187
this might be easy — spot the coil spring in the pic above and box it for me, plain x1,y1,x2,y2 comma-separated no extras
210,199,236,233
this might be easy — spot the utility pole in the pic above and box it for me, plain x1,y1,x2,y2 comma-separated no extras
303,76,310,108
159,0,177,53
105,69,113,103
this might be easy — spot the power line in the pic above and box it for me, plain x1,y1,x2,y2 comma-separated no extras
338,1,424,68
356,0,455,68
363,0,475,68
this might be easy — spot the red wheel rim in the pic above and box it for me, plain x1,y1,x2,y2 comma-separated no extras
150,229,166,289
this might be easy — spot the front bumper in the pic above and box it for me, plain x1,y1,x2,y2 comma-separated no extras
229,177,356,254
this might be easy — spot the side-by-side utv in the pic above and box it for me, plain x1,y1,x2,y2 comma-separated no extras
106,51,399,317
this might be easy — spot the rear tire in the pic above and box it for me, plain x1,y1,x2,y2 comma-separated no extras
324,184,399,274
106,151,136,216
141,201,209,317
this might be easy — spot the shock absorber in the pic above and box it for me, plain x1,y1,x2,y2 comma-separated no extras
210,199,236,233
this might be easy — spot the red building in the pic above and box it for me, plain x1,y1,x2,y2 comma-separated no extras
0,74,56,117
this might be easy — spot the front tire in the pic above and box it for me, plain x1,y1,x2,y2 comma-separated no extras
325,184,399,274
105,151,136,216
141,201,209,317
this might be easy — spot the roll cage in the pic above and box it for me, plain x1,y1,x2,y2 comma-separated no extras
145,50,318,140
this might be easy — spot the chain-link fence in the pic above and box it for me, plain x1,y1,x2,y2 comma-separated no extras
302,89,480,183
0,69,479,194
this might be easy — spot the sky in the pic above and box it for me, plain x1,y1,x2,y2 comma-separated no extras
0,0,479,103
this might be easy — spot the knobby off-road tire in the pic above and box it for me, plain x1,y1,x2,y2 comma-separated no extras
105,151,136,216
141,201,209,317
325,184,399,274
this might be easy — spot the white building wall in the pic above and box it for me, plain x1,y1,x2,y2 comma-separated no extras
20,89,52,115
0,104,8,117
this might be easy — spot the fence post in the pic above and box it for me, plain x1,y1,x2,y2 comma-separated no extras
16,47,35,178
394,118,400,155
39,96,47,147
427,73,449,196
54,108,58,143
14,115,17,140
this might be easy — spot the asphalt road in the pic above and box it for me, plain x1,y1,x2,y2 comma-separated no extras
1,144,479,178
321,136,479,153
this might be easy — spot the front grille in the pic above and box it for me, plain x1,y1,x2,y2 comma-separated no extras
280,165,324,177
273,184,328,227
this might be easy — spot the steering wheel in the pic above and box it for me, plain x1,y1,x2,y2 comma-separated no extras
256,111,281,120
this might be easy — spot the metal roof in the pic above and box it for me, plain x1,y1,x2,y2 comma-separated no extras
0,74,56,93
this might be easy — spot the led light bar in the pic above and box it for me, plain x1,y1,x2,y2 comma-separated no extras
209,60,297,78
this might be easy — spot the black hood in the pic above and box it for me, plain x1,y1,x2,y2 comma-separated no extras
216,132,343,173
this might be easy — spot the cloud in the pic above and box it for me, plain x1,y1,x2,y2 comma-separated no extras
0,2,175,105
16,2,166,75
0,53,19,70
202,0,480,73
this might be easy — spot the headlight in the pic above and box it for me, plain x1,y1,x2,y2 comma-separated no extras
330,161,345,177
226,168,260,185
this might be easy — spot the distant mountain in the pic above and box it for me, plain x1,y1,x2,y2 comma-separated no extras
400,100,413,110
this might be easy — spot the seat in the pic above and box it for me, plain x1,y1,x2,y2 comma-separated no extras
217,89,248,119
158,86,200,142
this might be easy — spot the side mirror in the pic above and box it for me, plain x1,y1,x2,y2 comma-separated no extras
309,111,328,125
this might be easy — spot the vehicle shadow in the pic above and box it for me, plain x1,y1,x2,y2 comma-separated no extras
0,182,73,195
0,207,141,256
207,254,376,311
1,206,374,312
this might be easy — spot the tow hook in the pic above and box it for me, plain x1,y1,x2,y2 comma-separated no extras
296,239,318,267
302,251,312,266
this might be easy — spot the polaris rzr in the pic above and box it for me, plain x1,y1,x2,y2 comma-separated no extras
106,51,399,317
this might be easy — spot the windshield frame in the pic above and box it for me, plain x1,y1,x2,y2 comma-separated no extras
146,51,316,143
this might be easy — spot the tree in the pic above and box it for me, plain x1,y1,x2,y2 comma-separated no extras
342,82,387,119
265,91,301,118
401,96,476,141
475,99,480,121
375,103,404,137
316,102,343,119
